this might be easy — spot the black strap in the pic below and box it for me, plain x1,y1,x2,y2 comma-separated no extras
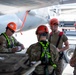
49,32,63,48
44,65,49,75
49,32,63,60
48,33,51,43
56,35,62,47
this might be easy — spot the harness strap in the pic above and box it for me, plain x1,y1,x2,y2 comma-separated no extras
49,32,63,47
1,33,14,48
39,42,51,58
39,41,56,66
49,32,64,60
56,32,63,47
39,41,57,75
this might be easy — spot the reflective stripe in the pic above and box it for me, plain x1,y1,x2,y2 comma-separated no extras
39,41,57,68
2,33,14,48
39,42,51,58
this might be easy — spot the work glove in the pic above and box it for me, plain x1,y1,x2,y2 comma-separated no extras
12,47,18,52
12,45,24,52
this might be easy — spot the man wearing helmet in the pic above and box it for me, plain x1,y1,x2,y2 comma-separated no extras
0,22,25,52
49,18,69,75
26,25,59,75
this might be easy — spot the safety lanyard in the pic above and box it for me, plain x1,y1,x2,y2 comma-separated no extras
39,41,51,58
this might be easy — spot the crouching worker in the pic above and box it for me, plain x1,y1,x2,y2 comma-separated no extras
26,25,59,75
0,22,25,52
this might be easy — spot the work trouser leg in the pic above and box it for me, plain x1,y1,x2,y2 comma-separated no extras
50,69,56,75
55,59,64,75
73,68,76,75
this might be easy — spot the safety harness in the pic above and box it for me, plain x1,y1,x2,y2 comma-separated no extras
39,41,57,75
39,41,57,67
40,41,50,59
1,33,15,48
49,32,64,60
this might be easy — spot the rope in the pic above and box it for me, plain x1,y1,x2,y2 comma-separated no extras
20,10,29,35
